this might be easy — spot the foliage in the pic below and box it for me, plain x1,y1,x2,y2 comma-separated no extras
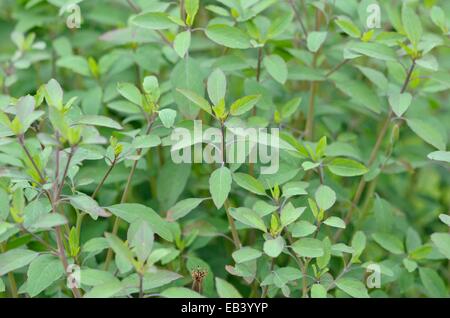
0,0,449,298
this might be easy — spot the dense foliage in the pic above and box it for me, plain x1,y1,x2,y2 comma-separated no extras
0,0,449,298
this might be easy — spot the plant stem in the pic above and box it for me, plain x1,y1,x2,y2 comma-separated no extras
47,192,81,298
104,116,156,270
18,137,81,297
256,47,263,83
304,9,322,141
56,146,75,199
138,273,144,298
287,0,308,37
334,60,416,242
0,244,18,298
19,224,58,254
305,81,318,140
91,157,117,199
224,200,241,249
325,59,349,77
261,258,275,298
220,122,242,249
18,135,45,183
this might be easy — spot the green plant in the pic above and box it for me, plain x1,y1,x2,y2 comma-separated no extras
0,0,449,298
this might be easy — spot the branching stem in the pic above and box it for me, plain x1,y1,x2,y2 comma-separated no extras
334,60,416,242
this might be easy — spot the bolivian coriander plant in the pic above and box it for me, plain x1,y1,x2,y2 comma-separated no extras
0,0,449,299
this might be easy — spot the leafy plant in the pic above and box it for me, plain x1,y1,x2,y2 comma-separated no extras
0,0,448,298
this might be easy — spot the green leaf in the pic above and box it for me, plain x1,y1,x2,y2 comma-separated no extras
0,249,39,275
230,207,267,232
107,203,173,242
76,115,122,130
207,68,227,106
166,198,206,221
323,216,346,229
205,24,251,49
142,76,160,98
406,118,447,150
84,280,122,298
157,162,191,211
57,55,90,76
402,5,422,46
328,158,368,177
416,55,439,71
427,151,450,163
185,0,199,25
232,172,266,195
171,58,205,118
158,109,177,128
27,213,68,231
282,181,308,198
280,203,305,227
290,221,316,238
80,269,117,286
335,18,361,38
176,88,212,115
139,270,182,291
117,82,142,106
336,278,369,298
409,245,432,260
431,233,450,259
173,31,191,58
128,220,154,263
419,268,448,298
307,31,327,53
388,92,412,117
403,258,417,272
291,238,324,258
105,232,136,268
27,254,64,297
311,284,327,298
372,232,404,254
132,134,162,149
317,237,331,269
267,11,293,39
346,42,397,61
315,185,336,210
82,237,109,254
263,54,288,84
209,166,232,209
281,97,302,119
430,6,448,34
232,247,262,263
263,236,285,258
438,214,450,226
131,12,176,30
334,79,381,113
44,79,63,108
229,95,260,116
69,194,109,220
351,231,366,262
215,277,242,298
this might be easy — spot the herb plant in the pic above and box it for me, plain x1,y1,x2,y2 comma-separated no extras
0,0,449,298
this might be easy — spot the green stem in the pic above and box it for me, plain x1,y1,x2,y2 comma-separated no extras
1,244,18,298
334,61,416,242
104,116,156,270
91,157,117,199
